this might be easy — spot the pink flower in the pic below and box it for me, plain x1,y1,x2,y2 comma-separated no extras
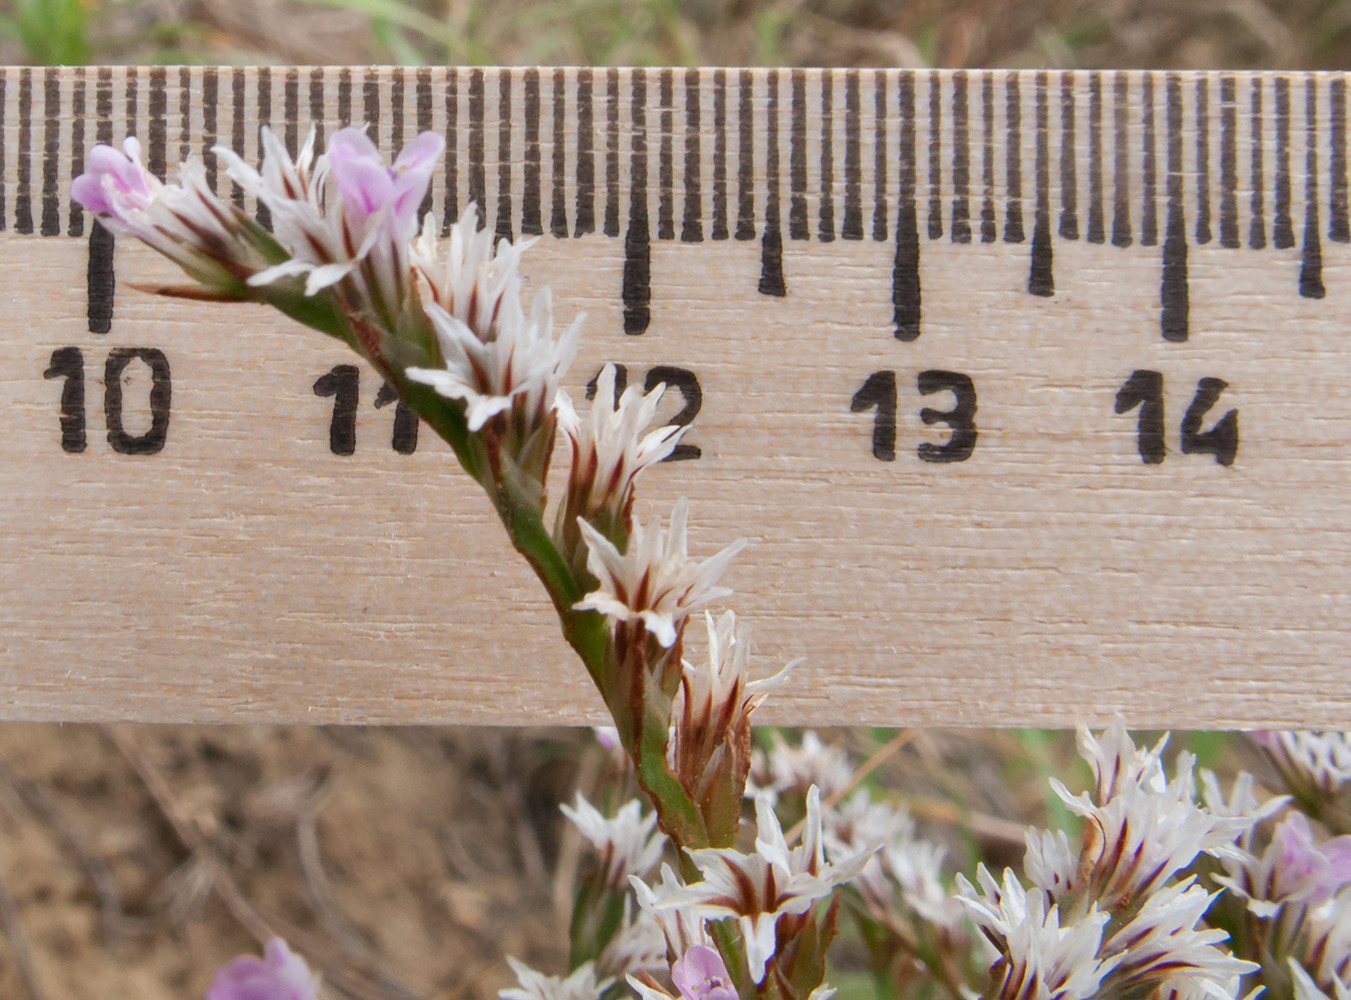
1271,814,1351,906
671,946,737,1000
327,127,443,235
72,137,262,294
71,137,159,219
207,939,319,1000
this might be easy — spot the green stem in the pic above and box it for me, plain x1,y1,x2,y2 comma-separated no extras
634,716,706,846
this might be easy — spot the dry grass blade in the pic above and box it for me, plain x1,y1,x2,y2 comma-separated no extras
0,865,47,1000
0,757,137,944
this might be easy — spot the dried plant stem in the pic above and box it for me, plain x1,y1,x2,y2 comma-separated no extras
0,865,47,1000
0,756,136,943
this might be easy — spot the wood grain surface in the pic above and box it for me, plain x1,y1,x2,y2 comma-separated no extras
1,67,1348,727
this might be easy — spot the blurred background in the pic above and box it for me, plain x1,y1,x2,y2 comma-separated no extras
0,1,1344,999
3,0,1351,69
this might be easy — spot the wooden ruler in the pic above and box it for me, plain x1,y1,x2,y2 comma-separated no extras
1,65,1348,728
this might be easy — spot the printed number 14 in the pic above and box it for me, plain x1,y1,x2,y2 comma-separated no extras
1115,370,1238,466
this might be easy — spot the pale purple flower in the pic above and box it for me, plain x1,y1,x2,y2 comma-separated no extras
574,499,745,649
327,128,441,232
561,794,665,889
653,787,873,983
500,958,611,1000
1217,812,1351,917
71,136,158,217
670,946,737,1000
71,137,262,293
207,938,319,1000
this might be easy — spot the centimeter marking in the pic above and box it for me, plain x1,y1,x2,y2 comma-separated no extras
2,66,1345,341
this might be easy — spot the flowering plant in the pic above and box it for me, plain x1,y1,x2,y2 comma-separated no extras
73,128,1351,1000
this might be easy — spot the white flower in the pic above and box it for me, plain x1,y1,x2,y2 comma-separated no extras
889,839,966,932
954,866,1031,945
1253,732,1351,797
574,499,745,648
630,864,714,956
1053,723,1251,910
1290,959,1351,1000
827,788,966,931
407,284,581,432
751,731,855,804
1307,889,1351,987
1101,879,1256,998
678,612,795,734
653,787,873,983
412,204,531,341
955,867,1118,1000
555,364,686,526
670,612,797,798
1076,716,1169,803
561,794,665,889
597,900,668,977
1024,828,1078,899
501,959,611,1000
406,202,581,436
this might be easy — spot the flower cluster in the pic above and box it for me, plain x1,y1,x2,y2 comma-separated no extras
956,720,1266,1000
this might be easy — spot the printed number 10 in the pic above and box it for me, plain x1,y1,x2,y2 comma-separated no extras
44,346,172,455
